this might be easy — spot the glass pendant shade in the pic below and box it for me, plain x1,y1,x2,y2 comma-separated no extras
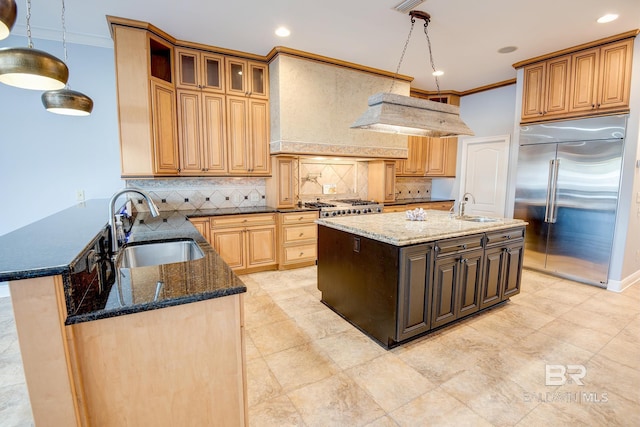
0,0,17,40
0,46,69,90
42,88,93,116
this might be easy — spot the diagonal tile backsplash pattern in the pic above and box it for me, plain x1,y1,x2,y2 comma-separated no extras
126,178,267,211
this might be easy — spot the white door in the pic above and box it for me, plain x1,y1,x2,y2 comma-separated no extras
458,135,510,217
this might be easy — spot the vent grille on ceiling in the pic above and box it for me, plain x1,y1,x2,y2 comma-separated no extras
392,0,426,14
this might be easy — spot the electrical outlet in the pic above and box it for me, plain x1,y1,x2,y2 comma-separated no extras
636,191,640,203
76,190,85,202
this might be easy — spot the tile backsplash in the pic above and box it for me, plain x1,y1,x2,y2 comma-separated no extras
395,177,432,200
126,178,266,211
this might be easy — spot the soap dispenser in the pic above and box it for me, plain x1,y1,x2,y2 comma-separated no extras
114,214,126,246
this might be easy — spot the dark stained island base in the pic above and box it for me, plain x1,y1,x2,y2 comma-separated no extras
316,210,527,349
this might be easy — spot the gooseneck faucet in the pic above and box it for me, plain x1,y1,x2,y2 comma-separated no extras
109,188,160,254
459,192,476,218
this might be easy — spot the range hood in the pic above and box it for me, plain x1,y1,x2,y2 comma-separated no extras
269,53,410,159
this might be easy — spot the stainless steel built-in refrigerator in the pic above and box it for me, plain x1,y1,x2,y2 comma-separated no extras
514,115,626,287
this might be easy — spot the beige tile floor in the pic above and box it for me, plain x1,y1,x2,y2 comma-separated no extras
1,268,639,426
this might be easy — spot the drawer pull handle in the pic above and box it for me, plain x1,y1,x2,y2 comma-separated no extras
299,233,304,237
243,219,248,222
298,217,304,220
460,244,467,250
299,252,304,256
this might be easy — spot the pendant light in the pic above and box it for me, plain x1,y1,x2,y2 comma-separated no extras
0,0,68,90
41,0,93,115
0,0,17,40
351,11,473,138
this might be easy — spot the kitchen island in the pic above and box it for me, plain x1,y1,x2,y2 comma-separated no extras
316,210,527,348
0,200,281,427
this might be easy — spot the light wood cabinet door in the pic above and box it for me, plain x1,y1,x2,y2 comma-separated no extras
175,48,224,92
249,99,270,174
150,80,180,175
189,217,211,244
212,227,245,269
521,62,546,120
225,58,269,99
177,90,227,174
227,96,270,175
368,160,396,203
521,55,570,120
597,39,633,111
397,136,427,176
227,96,249,174
276,157,294,207
246,225,277,268
569,47,600,113
544,55,571,115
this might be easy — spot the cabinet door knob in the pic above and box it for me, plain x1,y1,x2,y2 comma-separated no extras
299,233,304,237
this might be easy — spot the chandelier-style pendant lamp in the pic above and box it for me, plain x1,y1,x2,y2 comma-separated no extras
0,0,17,40
351,10,473,138
0,0,68,90
42,0,93,115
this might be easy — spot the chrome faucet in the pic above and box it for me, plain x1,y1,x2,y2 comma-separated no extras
459,192,476,218
109,188,160,254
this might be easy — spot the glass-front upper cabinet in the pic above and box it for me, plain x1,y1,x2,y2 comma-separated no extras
225,57,268,99
175,47,224,93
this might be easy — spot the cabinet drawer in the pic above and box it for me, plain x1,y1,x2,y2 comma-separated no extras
283,224,317,243
485,227,525,247
435,234,483,256
211,213,276,228
281,211,319,224
283,244,317,264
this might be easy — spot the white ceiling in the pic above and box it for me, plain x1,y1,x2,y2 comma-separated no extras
7,0,640,92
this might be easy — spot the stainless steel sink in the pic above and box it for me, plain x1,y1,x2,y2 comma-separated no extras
458,216,500,223
117,239,204,268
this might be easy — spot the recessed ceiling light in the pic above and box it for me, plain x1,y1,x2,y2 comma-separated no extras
498,46,518,54
597,14,619,23
432,70,444,77
275,26,290,37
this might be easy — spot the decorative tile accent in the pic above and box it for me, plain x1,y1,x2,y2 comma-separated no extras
126,178,267,210
298,158,367,200
395,177,432,200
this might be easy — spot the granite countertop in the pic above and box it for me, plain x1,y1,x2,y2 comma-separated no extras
384,197,455,206
316,210,527,246
0,199,310,325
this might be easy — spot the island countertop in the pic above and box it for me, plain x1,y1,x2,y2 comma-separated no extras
316,210,527,246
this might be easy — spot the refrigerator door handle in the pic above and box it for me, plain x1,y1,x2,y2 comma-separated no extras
549,159,560,223
544,159,555,223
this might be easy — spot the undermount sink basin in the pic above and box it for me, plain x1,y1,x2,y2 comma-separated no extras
459,216,500,223
117,239,204,268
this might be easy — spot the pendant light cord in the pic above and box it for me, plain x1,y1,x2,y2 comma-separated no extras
25,0,32,48
389,11,441,96
422,18,441,95
61,0,67,62
389,15,416,94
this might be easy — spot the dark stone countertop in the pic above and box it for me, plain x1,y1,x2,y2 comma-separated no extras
384,197,455,206
0,200,309,325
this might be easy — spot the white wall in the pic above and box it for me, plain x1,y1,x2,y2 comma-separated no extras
0,36,123,236
431,85,517,201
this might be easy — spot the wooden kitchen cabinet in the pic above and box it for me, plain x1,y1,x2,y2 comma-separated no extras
227,96,270,175
432,235,483,329
112,24,180,177
211,213,277,273
225,58,269,99
521,55,571,121
176,90,227,174
397,243,433,341
368,160,396,203
425,137,457,177
266,156,296,208
189,217,211,244
279,211,319,270
517,32,635,123
396,136,427,176
481,227,525,309
569,39,633,115
175,47,225,92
